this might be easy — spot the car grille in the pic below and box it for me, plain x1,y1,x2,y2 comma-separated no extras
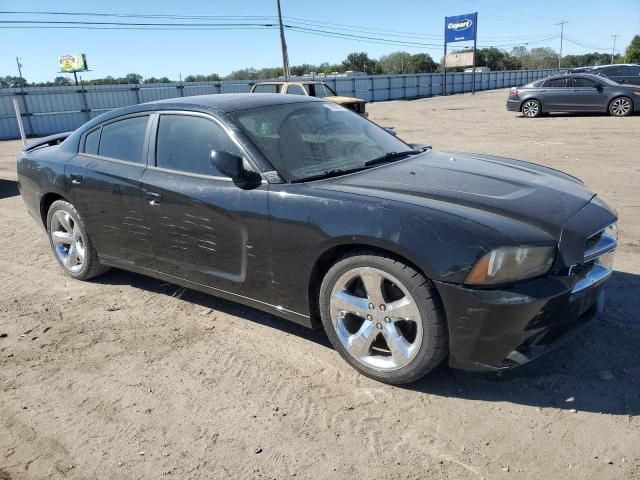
571,224,617,293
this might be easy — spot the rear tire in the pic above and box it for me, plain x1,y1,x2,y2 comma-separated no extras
608,96,633,117
521,99,542,118
46,200,109,280
319,252,448,384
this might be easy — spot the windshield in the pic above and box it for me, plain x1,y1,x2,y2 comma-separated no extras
229,102,414,182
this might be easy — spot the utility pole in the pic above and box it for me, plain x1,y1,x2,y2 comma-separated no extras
556,20,568,69
16,57,25,87
276,0,290,79
611,34,619,63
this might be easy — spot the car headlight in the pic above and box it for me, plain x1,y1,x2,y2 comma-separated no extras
465,246,555,286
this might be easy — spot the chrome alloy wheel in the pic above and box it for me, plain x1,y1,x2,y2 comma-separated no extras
522,100,540,117
610,97,632,116
329,267,423,371
50,210,86,273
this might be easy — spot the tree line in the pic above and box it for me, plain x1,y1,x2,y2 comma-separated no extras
2,35,638,88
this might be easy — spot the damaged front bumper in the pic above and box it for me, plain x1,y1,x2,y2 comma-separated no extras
436,270,609,372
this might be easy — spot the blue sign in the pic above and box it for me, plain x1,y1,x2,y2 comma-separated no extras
445,12,477,43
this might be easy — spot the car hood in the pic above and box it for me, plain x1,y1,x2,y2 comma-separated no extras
326,96,365,104
311,150,595,240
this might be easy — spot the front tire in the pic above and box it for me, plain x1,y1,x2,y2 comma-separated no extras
319,252,448,384
521,99,542,118
46,200,109,280
609,97,633,117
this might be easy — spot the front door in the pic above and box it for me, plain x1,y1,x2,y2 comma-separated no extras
140,112,273,304
569,77,607,111
66,114,153,266
618,66,640,86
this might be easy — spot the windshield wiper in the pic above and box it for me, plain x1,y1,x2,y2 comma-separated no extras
364,149,421,167
291,168,368,183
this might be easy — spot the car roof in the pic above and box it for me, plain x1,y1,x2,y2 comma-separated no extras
147,93,324,112
536,73,607,81
254,80,327,85
587,64,639,69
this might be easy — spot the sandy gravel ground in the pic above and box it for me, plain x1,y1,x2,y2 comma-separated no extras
1,89,639,479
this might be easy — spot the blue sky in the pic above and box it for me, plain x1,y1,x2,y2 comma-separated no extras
1,0,638,82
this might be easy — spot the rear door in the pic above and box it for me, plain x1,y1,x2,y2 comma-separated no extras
66,114,153,265
569,77,607,111
139,111,274,304
539,77,571,111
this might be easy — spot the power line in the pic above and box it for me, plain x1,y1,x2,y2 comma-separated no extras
0,9,561,43
0,19,277,27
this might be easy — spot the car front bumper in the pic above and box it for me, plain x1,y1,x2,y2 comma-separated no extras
435,267,610,372
506,98,521,112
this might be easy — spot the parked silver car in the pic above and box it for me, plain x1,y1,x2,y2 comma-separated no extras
507,73,640,118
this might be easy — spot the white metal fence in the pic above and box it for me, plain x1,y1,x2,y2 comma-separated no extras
0,69,557,140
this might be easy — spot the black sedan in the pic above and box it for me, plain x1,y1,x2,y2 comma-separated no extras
507,73,640,117
571,64,640,86
17,94,618,384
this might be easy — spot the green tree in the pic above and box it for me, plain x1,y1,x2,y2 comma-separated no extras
53,76,71,86
625,35,640,63
0,75,28,88
144,76,172,83
342,52,375,74
183,73,220,82
377,51,412,74
409,53,437,73
124,73,143,84
528,47,559,69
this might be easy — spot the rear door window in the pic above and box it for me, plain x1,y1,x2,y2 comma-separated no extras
572,77,596,87
543,78,569,88
98,115,149,163
286,84,307,95
84,128,100,155
253,84,281,93
155,114,241,177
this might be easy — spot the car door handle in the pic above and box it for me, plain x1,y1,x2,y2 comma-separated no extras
144,191,162,206
69,173,83,184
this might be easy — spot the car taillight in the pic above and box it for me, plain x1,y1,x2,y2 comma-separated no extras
509,87,519,96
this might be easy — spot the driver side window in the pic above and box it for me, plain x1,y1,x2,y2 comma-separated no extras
155,114,241,177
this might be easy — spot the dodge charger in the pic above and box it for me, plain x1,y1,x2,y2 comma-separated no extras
17,94,618,384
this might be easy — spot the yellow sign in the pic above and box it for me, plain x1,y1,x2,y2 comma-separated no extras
58,54,88,73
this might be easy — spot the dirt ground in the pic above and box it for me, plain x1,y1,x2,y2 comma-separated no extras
1,89,639,479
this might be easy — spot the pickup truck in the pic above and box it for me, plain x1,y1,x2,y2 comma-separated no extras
250,81,367,116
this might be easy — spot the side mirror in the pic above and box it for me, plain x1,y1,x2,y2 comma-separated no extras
384,127,397,136
211,150,244,179
594,82,603,90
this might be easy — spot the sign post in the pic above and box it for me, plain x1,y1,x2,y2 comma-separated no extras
443,12,478,95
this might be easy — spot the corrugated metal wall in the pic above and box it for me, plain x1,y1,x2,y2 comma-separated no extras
0,69,557,140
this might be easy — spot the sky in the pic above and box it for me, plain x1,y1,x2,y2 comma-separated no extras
1,0,639,82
